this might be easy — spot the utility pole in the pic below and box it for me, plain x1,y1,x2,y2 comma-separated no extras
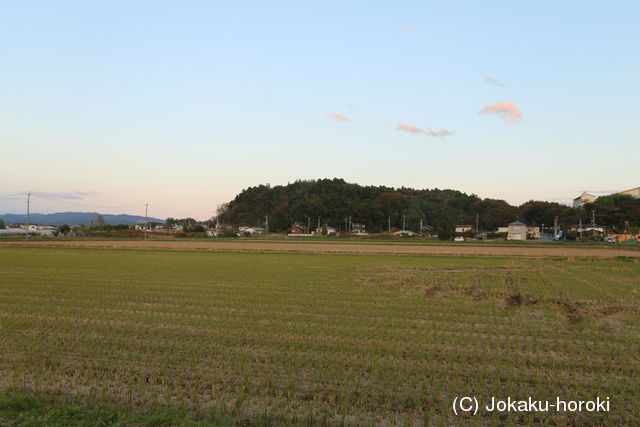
345,217,348,236
307,217,311,234
317,216,320,231
592,210,596,239
402,214,406,232
265,214,269,236
579,218,583,242
144,203,148,240
475,213,479,237
554,216,558,240
349,216,352,234
420,218,423,234
388,216,391,233
25,190,31,241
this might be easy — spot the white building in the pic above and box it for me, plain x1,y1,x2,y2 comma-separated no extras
507,221,527,241
573,192,597,208
616,187,640,198
454,225,474,233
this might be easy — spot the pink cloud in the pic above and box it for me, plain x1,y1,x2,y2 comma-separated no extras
396,123,423,134
326,113,351,122
479,101,523,123
259,93,270,99
396,123,454,137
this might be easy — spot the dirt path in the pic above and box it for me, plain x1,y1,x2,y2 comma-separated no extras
1,239,638,258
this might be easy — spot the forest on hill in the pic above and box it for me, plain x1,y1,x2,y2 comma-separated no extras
217,179,640,234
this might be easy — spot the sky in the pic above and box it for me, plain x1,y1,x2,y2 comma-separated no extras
1,1,639,219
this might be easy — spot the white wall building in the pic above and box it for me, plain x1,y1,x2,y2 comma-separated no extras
507,221,527,241
573,192,597,208
616,187,640,198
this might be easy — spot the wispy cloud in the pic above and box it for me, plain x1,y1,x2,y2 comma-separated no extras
326,113,351,122
31,191,96,200
397,24,421,34
396,123,454,137
484,76,505,87
347,104,354,109
259,93,270,100
479,102,523,123
425,128,455,137
0,191,97,202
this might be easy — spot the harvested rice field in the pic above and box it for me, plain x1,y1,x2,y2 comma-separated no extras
0,246,639,425
1,239,639,259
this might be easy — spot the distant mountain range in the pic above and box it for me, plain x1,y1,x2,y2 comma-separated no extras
0,212,164,226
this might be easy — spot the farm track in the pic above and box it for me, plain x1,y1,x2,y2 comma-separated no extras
2,239,639,258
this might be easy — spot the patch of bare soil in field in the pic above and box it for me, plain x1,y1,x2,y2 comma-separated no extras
356,266,640,325
1,239,639,258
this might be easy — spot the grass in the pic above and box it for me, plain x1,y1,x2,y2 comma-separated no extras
0,394,223,426
0,247,638,425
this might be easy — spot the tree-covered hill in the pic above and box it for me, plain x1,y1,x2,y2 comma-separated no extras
216,178,506,233
217,179,640,234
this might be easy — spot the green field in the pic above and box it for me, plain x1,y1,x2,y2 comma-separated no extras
1,247,639,425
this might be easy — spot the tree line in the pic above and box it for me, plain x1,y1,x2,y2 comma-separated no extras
216,178,640,234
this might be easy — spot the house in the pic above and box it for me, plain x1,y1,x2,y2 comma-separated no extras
607,233,637,243
455,225,474,233
393,230,417,237
0,224,58,236
315,226,337,236
288,222,313,237
573,192,597,208
350,223,367,235
240,227,264,236
507,221,527,240
615,187,640,198
290,222,308,234
420,224,434,233
527,226,541,239
496,226,509,233
207,222,237,237
568,223,606,234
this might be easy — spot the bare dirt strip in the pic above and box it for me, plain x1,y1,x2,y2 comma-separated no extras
1,239,639,258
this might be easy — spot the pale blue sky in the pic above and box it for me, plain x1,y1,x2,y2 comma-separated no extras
2,1,639,219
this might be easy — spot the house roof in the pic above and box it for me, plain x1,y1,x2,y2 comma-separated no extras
617,186,640,194
574,192,596,200
509,221,526,226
